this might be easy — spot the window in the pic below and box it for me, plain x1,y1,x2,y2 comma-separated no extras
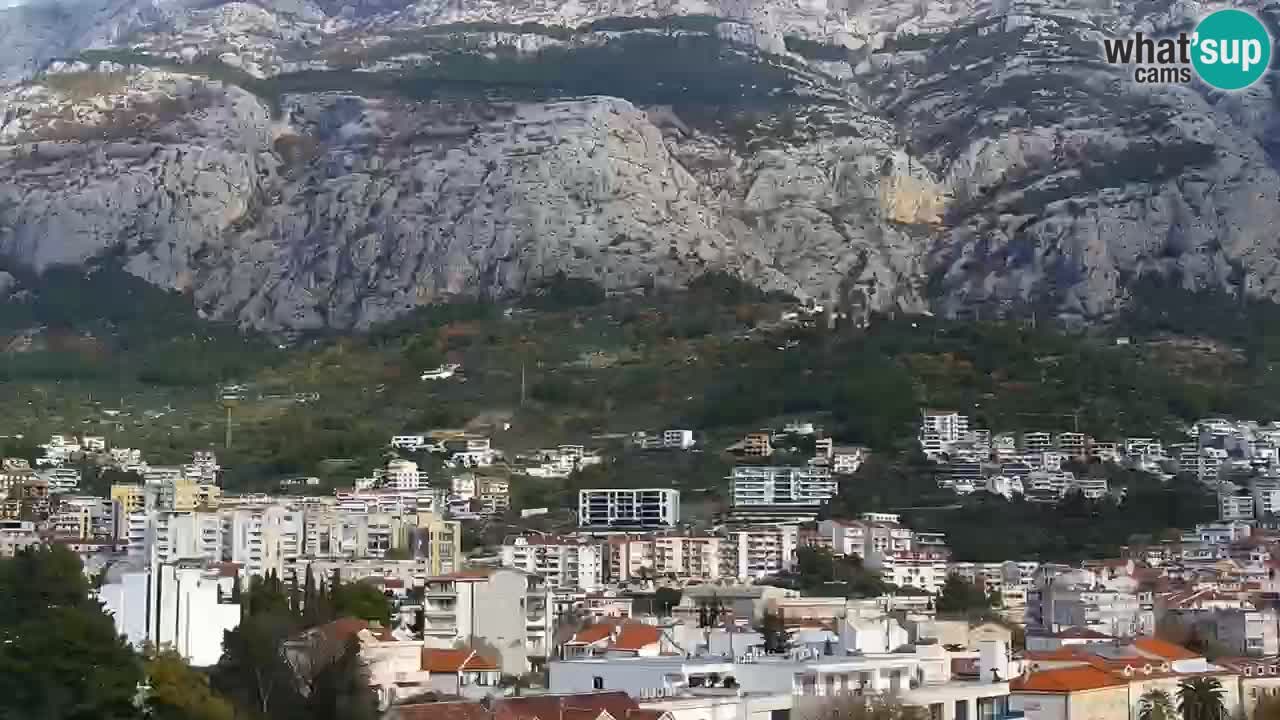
593,676,604,690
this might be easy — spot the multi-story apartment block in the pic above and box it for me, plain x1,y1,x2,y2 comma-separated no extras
38,467,80,494
948,562,1007,595
148,511,224,565
919,410,970,459
866,550,949,594
383,459,424,491
1022,432,1052,453
407,512,462,575
1253,479,1280,518
730,466,837,515
420,568,552,674
1054,432,1087,457
501,536,604,591
221,505,303,577
727,525,798,580
606,536,656,581
1027,570,1154,637
52,495,114,540
1223,494,1257,522
662,430,696,450
653,535,723,581
578,489,679,529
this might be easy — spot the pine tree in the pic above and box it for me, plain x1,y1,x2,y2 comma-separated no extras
303,565,318,627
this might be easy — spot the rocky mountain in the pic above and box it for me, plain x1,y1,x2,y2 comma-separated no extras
0,0,1278,331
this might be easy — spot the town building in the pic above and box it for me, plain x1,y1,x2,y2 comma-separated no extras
578,489,680,529
419,568,552,674
98,558,240,667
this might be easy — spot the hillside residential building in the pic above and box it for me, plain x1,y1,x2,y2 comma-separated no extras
419,568,552,674
653,535,724,581
919,410,971,459
730,466,837,517
1014,637,1241,720
728,525,799,580
550,640,1014,720
866,550,949,594
578,489,679,529
500,536,605,591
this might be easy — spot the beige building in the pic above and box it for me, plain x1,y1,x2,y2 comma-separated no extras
1219,657,1280,718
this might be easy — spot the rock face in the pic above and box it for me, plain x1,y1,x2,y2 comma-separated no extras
1,0,1279,330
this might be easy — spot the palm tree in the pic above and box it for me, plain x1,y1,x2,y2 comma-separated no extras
1177,677,1228,720
1138,689,1176,720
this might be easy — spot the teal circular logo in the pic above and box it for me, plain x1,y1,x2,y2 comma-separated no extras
1192,9,1272,90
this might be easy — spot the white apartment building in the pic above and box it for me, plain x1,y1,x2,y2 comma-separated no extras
500,536,604,591
391,434,427,451
1023,432,1052,453
550,641,1013,720
38,467,80,494
731,466,837,509
1054,432,1086,457
222,505,303,578
579,489,679,529
420,567,552,673
99,559,240,667
816,514,917,559
1222,494,1256,522
1253,479,1280,517
919,410,971,459
866,550,949,594
382,459,424,491
662,430,696,450
729,525,799,580
150,511,224,564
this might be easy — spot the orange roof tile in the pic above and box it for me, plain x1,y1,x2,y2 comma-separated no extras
567,625,615,645
611,624,662,652
1011,666,1129,693
1133,637,1201,661
421,648,499,673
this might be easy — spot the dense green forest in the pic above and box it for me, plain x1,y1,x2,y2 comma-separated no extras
828,454,1218,562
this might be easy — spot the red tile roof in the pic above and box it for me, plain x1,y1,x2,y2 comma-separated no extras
421,648,500,673
1011,666,1129,693
500,692,641,720
394,702,490,720
611,624,662,652
567,625,615,645
1133,637,1201,661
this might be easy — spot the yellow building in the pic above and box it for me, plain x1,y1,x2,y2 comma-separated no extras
111,483,147,514
168,480,222,511
412,512,462,576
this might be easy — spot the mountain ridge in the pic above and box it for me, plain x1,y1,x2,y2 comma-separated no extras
1,0,1278,330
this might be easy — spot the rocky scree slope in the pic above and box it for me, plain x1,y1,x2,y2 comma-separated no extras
0,0,1277,331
